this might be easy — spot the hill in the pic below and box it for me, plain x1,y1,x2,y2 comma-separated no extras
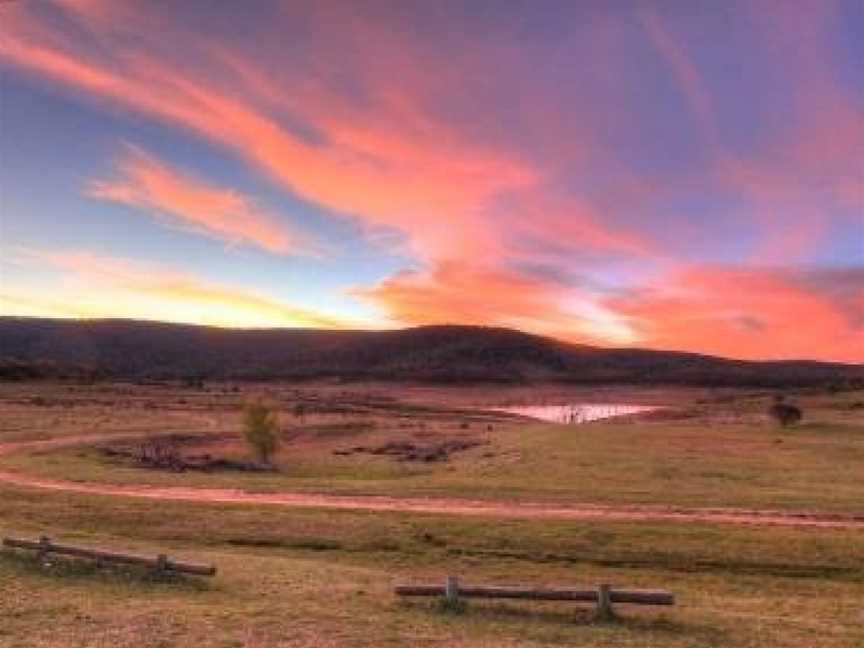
0,317,861,386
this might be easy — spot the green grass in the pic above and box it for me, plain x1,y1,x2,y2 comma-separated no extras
1,383,863,646
5,387,862,512
1,485,863,647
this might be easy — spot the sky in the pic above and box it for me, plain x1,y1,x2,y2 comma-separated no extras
0,0,861,362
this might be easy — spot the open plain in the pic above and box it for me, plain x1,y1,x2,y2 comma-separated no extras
1,380,862,647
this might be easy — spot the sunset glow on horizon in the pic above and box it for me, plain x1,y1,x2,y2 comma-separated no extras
1,0,861,361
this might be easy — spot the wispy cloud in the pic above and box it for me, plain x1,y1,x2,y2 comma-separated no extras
0,1,860,361
0,0,644,266
87,145,314,255
640,7,719,149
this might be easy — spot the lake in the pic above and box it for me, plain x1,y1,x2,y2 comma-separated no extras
490,404,659,423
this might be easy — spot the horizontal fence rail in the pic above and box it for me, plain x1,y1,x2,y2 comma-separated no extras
395,576,674,616
3,536,217,576
394,583,674,605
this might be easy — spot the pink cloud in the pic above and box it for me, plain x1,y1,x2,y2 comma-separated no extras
87,145,312,255
606,266,864,362
1,1,859,363
0,1,646,266
357,260,637,345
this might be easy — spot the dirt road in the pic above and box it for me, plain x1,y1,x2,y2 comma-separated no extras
2,434,862,530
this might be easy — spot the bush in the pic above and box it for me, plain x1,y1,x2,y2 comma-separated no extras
768,402,803,427
243,399,280,465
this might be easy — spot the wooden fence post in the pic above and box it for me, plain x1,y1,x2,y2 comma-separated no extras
155,553,169,574
597,583,613,619
445,575,460,607
37,536,51,563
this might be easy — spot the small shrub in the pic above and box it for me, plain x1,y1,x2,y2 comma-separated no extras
243,399,280,465
768,402,802,427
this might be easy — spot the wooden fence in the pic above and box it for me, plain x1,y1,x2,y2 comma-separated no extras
395,576,674,616
3,535,217,577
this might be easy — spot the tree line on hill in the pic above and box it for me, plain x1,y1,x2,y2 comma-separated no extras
1,317,861,388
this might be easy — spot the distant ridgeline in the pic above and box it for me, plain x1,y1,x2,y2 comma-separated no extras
1,317,862,388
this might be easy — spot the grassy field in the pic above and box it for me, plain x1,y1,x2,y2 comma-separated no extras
2,484,864,648
2,382,862,512
1,381,862,647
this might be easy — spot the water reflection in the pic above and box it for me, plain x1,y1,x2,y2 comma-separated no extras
491,404,658,423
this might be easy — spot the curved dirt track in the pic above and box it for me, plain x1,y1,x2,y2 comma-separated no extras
2,434,863,530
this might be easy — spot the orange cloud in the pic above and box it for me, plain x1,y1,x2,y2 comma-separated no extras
5,249,355,329
2,1,858,365
0,1,645,265
0,7,512,261
357,261,637,345
88,145,311,255
606,266,864,362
